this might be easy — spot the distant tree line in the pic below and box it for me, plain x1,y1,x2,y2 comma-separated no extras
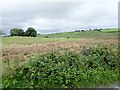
93,28,102,31
75,28,102,32
10,27,37,37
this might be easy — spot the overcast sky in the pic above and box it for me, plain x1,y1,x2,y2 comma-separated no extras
0,0,119,34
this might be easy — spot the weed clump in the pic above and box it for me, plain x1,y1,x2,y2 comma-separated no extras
2,44,119,88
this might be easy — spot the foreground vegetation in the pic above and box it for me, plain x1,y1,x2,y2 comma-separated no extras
2,44,119,88
1,28,119,88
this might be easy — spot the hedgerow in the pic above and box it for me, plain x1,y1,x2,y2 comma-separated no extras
2,44,119,88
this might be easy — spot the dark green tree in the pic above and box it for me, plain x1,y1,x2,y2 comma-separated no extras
10,28,25,36
10,28,19,36
25,27,37,37
18,29,25,36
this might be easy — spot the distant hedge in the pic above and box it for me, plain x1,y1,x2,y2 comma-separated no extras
3,44,119,88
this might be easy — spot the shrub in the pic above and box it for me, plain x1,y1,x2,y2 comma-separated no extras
75,30,80,32
45,36,49,38
2,44,119,88
67,37,69,39
81,30,85,32
86,44,119,70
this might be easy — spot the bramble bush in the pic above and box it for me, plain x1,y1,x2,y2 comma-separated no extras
2,44,119,88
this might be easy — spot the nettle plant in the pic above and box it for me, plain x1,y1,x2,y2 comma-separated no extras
86,44,118,69
2,44,119,88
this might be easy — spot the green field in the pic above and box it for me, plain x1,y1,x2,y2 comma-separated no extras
1,28,119,88
2,28,119,46
101,28,119,33
38,28,119,39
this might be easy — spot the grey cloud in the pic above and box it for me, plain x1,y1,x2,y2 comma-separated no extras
1,1,118,34
3,2,77,19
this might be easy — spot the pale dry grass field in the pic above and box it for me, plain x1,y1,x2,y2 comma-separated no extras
2,38,118,62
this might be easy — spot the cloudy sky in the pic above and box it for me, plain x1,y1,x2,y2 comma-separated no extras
0,0,119,34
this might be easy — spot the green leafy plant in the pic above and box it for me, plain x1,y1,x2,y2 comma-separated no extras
2,44,119,88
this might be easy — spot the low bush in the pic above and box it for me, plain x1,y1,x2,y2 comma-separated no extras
2,44,119,88
83,44,119,70
45,36,49,38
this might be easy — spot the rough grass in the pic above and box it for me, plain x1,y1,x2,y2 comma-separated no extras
2,38,118,62
2,37,69,45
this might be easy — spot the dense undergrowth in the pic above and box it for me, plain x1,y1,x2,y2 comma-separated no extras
2,44,119,88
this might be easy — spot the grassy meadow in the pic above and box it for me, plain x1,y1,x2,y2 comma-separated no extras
1,28,119,88
38,28,119,38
